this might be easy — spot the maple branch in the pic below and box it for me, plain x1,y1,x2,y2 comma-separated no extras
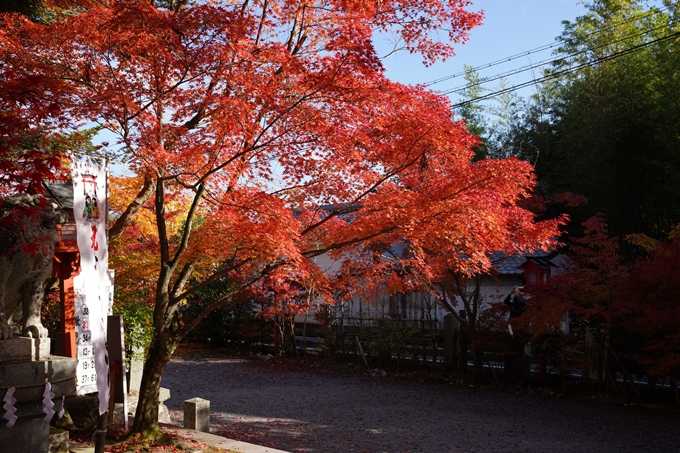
171,261,195,302
181,144,253,188
302,226,399,258
177,258,288,336
471,274,481,328
170,182,205,266
118,62,212,126
189,52,354,189
452,272,469,315
286,3,300,53
440,174,498,202
254,0,268,47
343,125,435,204
179,287,238,337
155,173,170,265
268,177,329,196
154,173,172,334
286,3,308,56
298,203,362,237
175,89,328,186
170,257,248,305
173,111,317,189
249,53,353,153
182,78,217,130
438,283,468,326
248,87,326,152
298,140,430,238
109,173,155,242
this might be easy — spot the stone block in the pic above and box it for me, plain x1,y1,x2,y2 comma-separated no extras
12,396,64,419
0,356,77,402
127,346,144,394
113,402,131,426
158,401,171,424
184,397,210,432
0,413,49,453
0,336,51,364
118,388,172,425
0,391,67,453
48,427,69,453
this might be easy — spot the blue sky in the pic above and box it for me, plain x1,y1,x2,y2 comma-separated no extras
378,0,587,104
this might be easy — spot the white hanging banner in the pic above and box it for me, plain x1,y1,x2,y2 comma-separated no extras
71,156,110,415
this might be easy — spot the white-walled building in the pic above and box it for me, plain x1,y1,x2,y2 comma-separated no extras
296,249,568,329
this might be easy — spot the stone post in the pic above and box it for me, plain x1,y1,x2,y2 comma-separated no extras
184,397,210,432
127,346,144,394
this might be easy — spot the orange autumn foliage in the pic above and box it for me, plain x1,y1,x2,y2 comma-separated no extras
0,0,565,433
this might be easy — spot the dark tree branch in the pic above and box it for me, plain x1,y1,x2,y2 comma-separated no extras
109,173,155,242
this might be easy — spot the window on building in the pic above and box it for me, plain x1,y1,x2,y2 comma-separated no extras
528,270,538,285
542,270,550,285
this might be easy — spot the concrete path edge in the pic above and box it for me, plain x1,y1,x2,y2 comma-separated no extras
160,423,291,453
67,423,291,453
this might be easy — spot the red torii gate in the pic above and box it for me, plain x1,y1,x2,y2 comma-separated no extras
45,181,79,358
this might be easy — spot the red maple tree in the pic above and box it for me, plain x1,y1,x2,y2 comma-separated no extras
1,0,565,436
620,227,680,402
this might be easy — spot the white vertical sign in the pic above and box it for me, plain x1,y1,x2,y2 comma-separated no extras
73,287,98,395
71,157,110,415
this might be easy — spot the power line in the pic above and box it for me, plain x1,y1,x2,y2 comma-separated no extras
449,30,680,109
426,4,671,88
443,21,675,96
425,42,560,86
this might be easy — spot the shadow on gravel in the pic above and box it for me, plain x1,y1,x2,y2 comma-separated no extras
161,350,680,453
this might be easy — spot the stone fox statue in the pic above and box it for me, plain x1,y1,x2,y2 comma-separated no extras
0,194,67,340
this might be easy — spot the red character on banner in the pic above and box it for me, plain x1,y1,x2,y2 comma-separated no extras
91,225,98,251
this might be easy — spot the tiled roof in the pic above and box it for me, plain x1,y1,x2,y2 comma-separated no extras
490,251,550,275
524,256,558,268
44,181,74,209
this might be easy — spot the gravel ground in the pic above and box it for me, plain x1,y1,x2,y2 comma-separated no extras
160,350,680,453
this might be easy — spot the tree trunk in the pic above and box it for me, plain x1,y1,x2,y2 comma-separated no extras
671,375,680,405
302,310,308,358
289,318,299,358
471,343,484,381
130,330,178,437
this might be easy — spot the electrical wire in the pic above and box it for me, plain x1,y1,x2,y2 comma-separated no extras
425,4,671,88
449,30,680,109
425,41,560,86
442,21,674,96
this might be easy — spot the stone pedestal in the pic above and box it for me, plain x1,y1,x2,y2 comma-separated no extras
49,427,69,453
127,346,144,394
0,341,77,453
184,397,210,432
0,337,51,363
114,387,172,425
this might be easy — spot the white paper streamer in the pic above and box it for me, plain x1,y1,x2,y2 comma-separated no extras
91,428,107,443
42,382,55,421
59,396,65,419
3,387,18,428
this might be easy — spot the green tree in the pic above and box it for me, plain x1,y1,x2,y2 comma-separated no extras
454,65,490,159
533,0,680,239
